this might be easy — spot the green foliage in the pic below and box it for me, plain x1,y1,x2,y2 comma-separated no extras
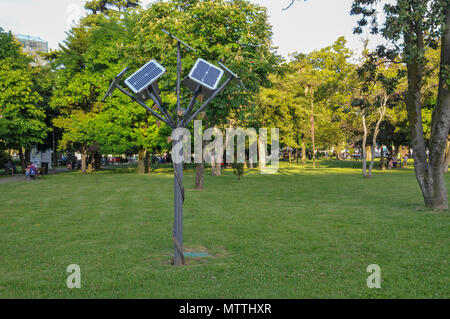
258,37,358,151
0,28,48,151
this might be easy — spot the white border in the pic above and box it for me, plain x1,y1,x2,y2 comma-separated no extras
125,60,166,94
188,58,224,91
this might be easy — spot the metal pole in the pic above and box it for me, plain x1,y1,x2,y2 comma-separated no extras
173,135,184,266
176,41,181,123
173,40,184,266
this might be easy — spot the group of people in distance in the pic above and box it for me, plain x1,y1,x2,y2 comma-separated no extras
3,160,39,180
387,153,408,169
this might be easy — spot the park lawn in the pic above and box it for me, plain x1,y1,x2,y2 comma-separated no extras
0,160,448,298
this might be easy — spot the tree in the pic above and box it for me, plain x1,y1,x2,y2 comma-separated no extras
352,0,450,210
257,58,311,165
0,28,48,171
306,37,357,166
353,43,404,177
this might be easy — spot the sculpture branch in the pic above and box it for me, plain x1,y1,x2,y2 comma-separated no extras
116,85,173,127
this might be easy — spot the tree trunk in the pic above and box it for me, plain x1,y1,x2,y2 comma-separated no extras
335,144,343,160
258,134,266,169
195,162,204,189
81,148,87,174
211,149,216,176
362,114,368,178
368,106,386,177
25,148,31,166
138,148,145,174
444,137,450,173
311,93,316,169
301,138,306,165
380,146,385,170
427,5,450,209
404,12,450,210
144,150,151,174
18,148,26,173
215,162,222,175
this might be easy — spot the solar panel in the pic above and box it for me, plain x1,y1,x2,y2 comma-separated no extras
188,59,224,91
125,60,166,94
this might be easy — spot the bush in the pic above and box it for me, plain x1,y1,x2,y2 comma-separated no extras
232,163,245,181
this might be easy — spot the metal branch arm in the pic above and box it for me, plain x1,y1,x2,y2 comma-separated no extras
115,85,173,128
149,91,175,127
183,76,233,126
181,86,202,122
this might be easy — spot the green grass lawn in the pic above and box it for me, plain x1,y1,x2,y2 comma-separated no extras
0,160,448,298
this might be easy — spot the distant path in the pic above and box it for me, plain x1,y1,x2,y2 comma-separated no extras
0,167,69,185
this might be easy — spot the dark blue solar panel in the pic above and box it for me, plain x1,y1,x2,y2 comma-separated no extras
203,67,221,87
191,60,209,81
190,60,222,89
127,62,163,92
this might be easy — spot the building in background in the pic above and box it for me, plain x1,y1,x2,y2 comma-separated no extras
14,34,48,65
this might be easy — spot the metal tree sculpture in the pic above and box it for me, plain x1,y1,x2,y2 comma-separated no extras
102,30,244,265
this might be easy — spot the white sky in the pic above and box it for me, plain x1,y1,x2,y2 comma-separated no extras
0,0,387,60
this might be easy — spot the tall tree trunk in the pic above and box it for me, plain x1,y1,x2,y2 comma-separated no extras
427,6,450,209
369,105,386,177
195,140,206,189
404,18,450,209
195,162,204,189
362,114,368,178
310,91,316,169
138,148,145,174
404,27,431,205
380,146,385,170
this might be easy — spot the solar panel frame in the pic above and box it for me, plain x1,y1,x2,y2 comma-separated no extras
188,58,224,91
125,60,166,94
